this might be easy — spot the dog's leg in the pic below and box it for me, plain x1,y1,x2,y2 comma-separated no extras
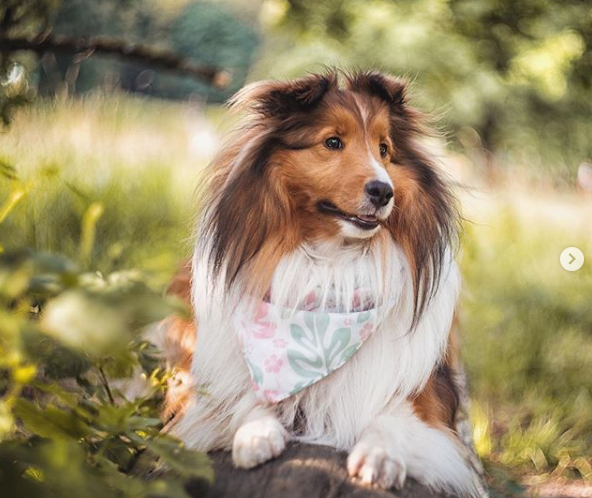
347,410,408,489
347,400,476,496
232,400,289,469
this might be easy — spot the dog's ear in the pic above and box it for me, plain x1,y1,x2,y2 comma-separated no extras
349,72,459,327
230,72,337,117
347,71,407,112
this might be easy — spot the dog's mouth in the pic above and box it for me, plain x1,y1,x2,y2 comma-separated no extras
318,201,381,231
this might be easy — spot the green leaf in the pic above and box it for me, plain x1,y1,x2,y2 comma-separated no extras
135,340,164,374
0,261,31,300
0,401,14,441
96,436,137,471
125,416,162,431
39,290,131,356
25,333,92,380
31,381,80,408
0,439,111,498
0,187,26,226
13,399,93,440
144,435,213,482
0,159,18,180
95,403,139,433
145,477,196,498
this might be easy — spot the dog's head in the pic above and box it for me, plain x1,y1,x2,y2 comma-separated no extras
200,71,458,322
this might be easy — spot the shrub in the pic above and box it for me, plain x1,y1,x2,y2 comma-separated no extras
0,249,211,498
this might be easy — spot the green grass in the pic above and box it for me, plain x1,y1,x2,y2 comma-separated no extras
1,94,591,491
460,202,592,485
0,94,212,285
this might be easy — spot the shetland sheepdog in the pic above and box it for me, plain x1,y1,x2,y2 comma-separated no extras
158,71,478,496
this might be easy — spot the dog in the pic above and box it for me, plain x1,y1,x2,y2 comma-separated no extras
160,70,478,496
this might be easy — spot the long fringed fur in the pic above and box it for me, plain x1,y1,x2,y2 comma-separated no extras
166,70,477,496
196,70,459,326
347,71,460,324
197,73,339,305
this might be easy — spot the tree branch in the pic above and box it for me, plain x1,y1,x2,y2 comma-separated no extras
0,34,231,88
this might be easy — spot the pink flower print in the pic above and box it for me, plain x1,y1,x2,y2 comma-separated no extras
273,338,288,348
353,289,375,312
250,379,260,392
352,290,362,311
360,322,374,341
302,291,318,311
263,390,281,403
252,301,277,339
264,354,284,373
343,318,353,326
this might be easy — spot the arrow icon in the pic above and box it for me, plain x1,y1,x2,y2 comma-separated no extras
561,247,584,271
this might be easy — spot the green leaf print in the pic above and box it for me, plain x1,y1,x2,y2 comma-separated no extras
304,311,329,338
290,323,318,354
290,379,316,395
287,349,324,378
340,344,358,363
246,358,264,385
324,327,351,367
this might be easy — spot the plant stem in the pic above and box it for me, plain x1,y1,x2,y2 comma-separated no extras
98,367,115,405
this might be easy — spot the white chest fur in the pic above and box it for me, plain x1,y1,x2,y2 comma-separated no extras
185,238,460,451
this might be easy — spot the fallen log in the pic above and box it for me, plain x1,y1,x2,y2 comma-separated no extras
191,443,466,498
183,366,489,498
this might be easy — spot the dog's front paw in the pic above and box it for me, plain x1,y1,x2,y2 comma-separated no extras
232,417,288,469
347,441,407,489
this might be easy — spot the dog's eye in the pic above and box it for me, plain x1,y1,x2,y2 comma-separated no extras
379,143,388,158
325,137,343,150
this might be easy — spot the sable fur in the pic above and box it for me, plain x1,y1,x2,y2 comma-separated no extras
348,71,459,323
158,70,477,496
199,70,458,323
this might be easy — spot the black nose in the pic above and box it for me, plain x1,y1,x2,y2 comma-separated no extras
365,180,394,208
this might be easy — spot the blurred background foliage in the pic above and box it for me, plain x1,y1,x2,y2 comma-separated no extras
1,0,592,497
44,0,259,101
258,0,592,182
3,0,592,180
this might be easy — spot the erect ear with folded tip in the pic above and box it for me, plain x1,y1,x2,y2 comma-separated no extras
230,72,338,118
347,71,407,113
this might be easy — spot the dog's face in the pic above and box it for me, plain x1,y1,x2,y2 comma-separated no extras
273,93,395,240
205,71,457,320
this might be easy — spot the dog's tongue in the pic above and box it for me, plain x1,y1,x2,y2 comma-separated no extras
357,214,377,222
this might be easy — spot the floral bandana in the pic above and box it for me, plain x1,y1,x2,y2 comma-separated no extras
234,289,387,404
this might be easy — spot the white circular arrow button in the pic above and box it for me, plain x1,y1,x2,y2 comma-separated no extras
560,247,584,272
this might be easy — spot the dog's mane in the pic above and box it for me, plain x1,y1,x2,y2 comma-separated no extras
196,70,459,326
